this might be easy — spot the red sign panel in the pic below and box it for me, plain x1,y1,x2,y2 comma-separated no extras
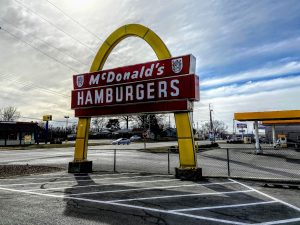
71,74,199,109
75,100,194,117
73,54,195,89
71,55,199,117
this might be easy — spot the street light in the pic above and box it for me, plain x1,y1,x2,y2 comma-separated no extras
209,103,215,143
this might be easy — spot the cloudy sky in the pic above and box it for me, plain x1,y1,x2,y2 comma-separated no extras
0,0,300,131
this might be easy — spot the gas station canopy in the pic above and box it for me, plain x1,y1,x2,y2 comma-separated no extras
233,110,300,152
234,110,300,121
262,119,300,125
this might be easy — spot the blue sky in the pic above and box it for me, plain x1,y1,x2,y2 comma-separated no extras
0,0,300,131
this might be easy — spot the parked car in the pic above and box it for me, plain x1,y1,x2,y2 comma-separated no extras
50,138,63,144
111,138,130,145
130,135,141,142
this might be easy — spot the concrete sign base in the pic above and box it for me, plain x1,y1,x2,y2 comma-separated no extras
68,161,93,173
175,167,203,181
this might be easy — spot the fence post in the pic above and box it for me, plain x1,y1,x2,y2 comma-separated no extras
226,148,231,177
168,147,170,174
113,149,116,173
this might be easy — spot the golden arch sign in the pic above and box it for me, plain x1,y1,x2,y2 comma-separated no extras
69,24,202,179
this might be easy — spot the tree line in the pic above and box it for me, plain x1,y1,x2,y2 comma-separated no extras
0,106,228,140
0,106,20,121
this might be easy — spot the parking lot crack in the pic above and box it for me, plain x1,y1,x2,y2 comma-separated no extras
143,210,169,225
39,178,59,189
39,183,47,189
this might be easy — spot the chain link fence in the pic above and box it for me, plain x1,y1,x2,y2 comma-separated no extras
197,147,300,180
89,146,300,181
90,148,174,174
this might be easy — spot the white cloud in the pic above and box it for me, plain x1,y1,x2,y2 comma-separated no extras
202,61,300,87
202,75,300,99
0,0,300,129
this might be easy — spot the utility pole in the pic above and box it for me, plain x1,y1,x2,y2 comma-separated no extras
64,116,69,129
232,119,235,135
209,103,214,143
64,116,69,142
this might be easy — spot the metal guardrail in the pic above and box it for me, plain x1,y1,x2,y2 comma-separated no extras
89,147,300,181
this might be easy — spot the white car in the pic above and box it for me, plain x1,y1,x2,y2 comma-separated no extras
111,138,130,145
130,135,141,142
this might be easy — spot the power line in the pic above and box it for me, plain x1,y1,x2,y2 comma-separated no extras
0,26,79,73
1,18,89,68
0,73,71,98
45,0,103,43
14,0,97,54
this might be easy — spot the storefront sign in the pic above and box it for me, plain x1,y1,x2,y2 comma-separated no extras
237,123,247,129
71,55,199,116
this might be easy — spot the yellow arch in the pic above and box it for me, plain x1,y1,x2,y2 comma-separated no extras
73,24,197,170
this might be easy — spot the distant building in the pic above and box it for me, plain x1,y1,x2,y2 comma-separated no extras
0,122,38,146
265,125,300,143
161,128,177,137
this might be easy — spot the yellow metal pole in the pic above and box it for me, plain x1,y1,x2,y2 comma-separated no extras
73,117,90,161
174,112,197,168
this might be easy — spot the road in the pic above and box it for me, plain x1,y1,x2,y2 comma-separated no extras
0,140,177,167
0,140,299,180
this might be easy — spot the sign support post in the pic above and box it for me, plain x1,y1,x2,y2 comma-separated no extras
68,117,92,173
43,115,52,144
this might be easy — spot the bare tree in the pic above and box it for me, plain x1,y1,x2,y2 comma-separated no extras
106,119,120,131
200,120,228,138
119,115,134,130
133,114,166,129
0,106,21,121
132,114,166,139
91,117,107,132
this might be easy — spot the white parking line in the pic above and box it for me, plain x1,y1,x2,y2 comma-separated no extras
0,174,173,187
171,200,277,212
0,186,248,225
252,217,300,225
229,179,300,212
29,180,233,193
108,190,254,203
27,179,174,191
66,181,235,196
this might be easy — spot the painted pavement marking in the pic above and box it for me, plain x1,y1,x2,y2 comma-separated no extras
171,200,277,212
27,179,174,192
229,179,300,212
0,175,299,225
0,185,247,225
107,190,254,203
65,181,235,196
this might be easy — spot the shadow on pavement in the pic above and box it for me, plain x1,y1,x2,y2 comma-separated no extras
61,174,256,225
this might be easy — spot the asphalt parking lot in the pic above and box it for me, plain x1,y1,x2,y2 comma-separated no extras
0,172,300,225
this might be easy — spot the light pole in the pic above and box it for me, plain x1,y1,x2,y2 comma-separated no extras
209,103,215,143
64,116,69,142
